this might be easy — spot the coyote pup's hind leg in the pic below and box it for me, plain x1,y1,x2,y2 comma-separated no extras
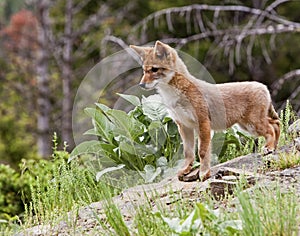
268,118,280,148
177,123,195,178
268,104,281,149
243,103,280,155
251,116,277,155
262,122,277,155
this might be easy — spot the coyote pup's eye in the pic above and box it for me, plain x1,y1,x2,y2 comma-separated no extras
151,67,159,72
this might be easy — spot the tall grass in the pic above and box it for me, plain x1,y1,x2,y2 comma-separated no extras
18,135,110,232
279,100,297,146
237,185,299,236
92,181,299,235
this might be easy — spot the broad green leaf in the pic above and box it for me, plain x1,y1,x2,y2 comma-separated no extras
142,154,156,163
155,212,182,233
180,209,202,234
141,165,162,183
84,107,114,143
142,94,168,120
119,139,156,156
83,128,99,136
156,156,168,167
212,131,227,156
156,209,203,234
117,93,141,107
163,116,173,123
106,109,145,140
148,121,167,147
95,103,111,112
195,202,218,223
96,164,125,181
69,141,117,162
219,220,243,234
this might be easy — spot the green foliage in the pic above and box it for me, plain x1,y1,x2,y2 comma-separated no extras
0,164,24,221
91,181,299,235
0,133,110,233
21,134,105,226
95,182,130,236
156,202,242,235
0,108,38,169
212,126,259,163
70,94,182,183
237,185,299,236
279,100,298,145
263,150,300,172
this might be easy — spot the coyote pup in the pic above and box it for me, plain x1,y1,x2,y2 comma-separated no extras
130,41,280,181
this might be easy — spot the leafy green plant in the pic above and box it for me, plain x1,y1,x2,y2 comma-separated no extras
70,94,182,183
212,125,259,163
156,202,242,235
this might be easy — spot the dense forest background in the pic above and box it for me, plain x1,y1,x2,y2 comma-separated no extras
0,0,299,168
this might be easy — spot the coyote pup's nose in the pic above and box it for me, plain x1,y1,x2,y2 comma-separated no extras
139,83,146,89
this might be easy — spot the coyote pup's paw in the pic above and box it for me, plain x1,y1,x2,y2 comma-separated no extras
199,169,211,182
177,165,193,178
263,147,274,156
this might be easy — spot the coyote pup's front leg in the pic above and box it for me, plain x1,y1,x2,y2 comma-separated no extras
198,119,211,181
177,118,212,181
176,123,195,177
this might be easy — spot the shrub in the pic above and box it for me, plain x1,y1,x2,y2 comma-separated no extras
0,107,38,169
70,94,182,183
0,164,25,220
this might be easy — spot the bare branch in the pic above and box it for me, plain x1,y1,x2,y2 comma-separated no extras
246,35,256,68
258,38,271,64
73,0,91,14
162,23,300,48
74,4,108,38
166,10,174,32
279,84,300,112
272,69,300,96
132,3,300,34
195,10,206,33
186,9,192,34
102,35,129,50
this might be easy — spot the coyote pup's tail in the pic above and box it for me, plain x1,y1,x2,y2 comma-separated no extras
268,103,279,120
268,103,280,148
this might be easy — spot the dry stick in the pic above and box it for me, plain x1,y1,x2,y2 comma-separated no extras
132,3,300,34
272,69,300,96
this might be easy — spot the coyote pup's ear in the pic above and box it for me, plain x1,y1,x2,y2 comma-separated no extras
154,41,169,59
130,45,146,61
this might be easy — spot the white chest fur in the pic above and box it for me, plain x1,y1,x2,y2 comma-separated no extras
156,84,197,128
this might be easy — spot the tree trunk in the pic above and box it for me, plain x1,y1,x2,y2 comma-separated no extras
36,0,51,157
61,0,75,150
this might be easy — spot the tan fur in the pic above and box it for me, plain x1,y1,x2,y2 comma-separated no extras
130,41,280,181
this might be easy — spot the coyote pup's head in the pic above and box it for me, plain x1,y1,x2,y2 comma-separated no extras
130,41,181,90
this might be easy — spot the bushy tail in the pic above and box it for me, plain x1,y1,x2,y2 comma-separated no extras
268,103,279,120
268,103,280,148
